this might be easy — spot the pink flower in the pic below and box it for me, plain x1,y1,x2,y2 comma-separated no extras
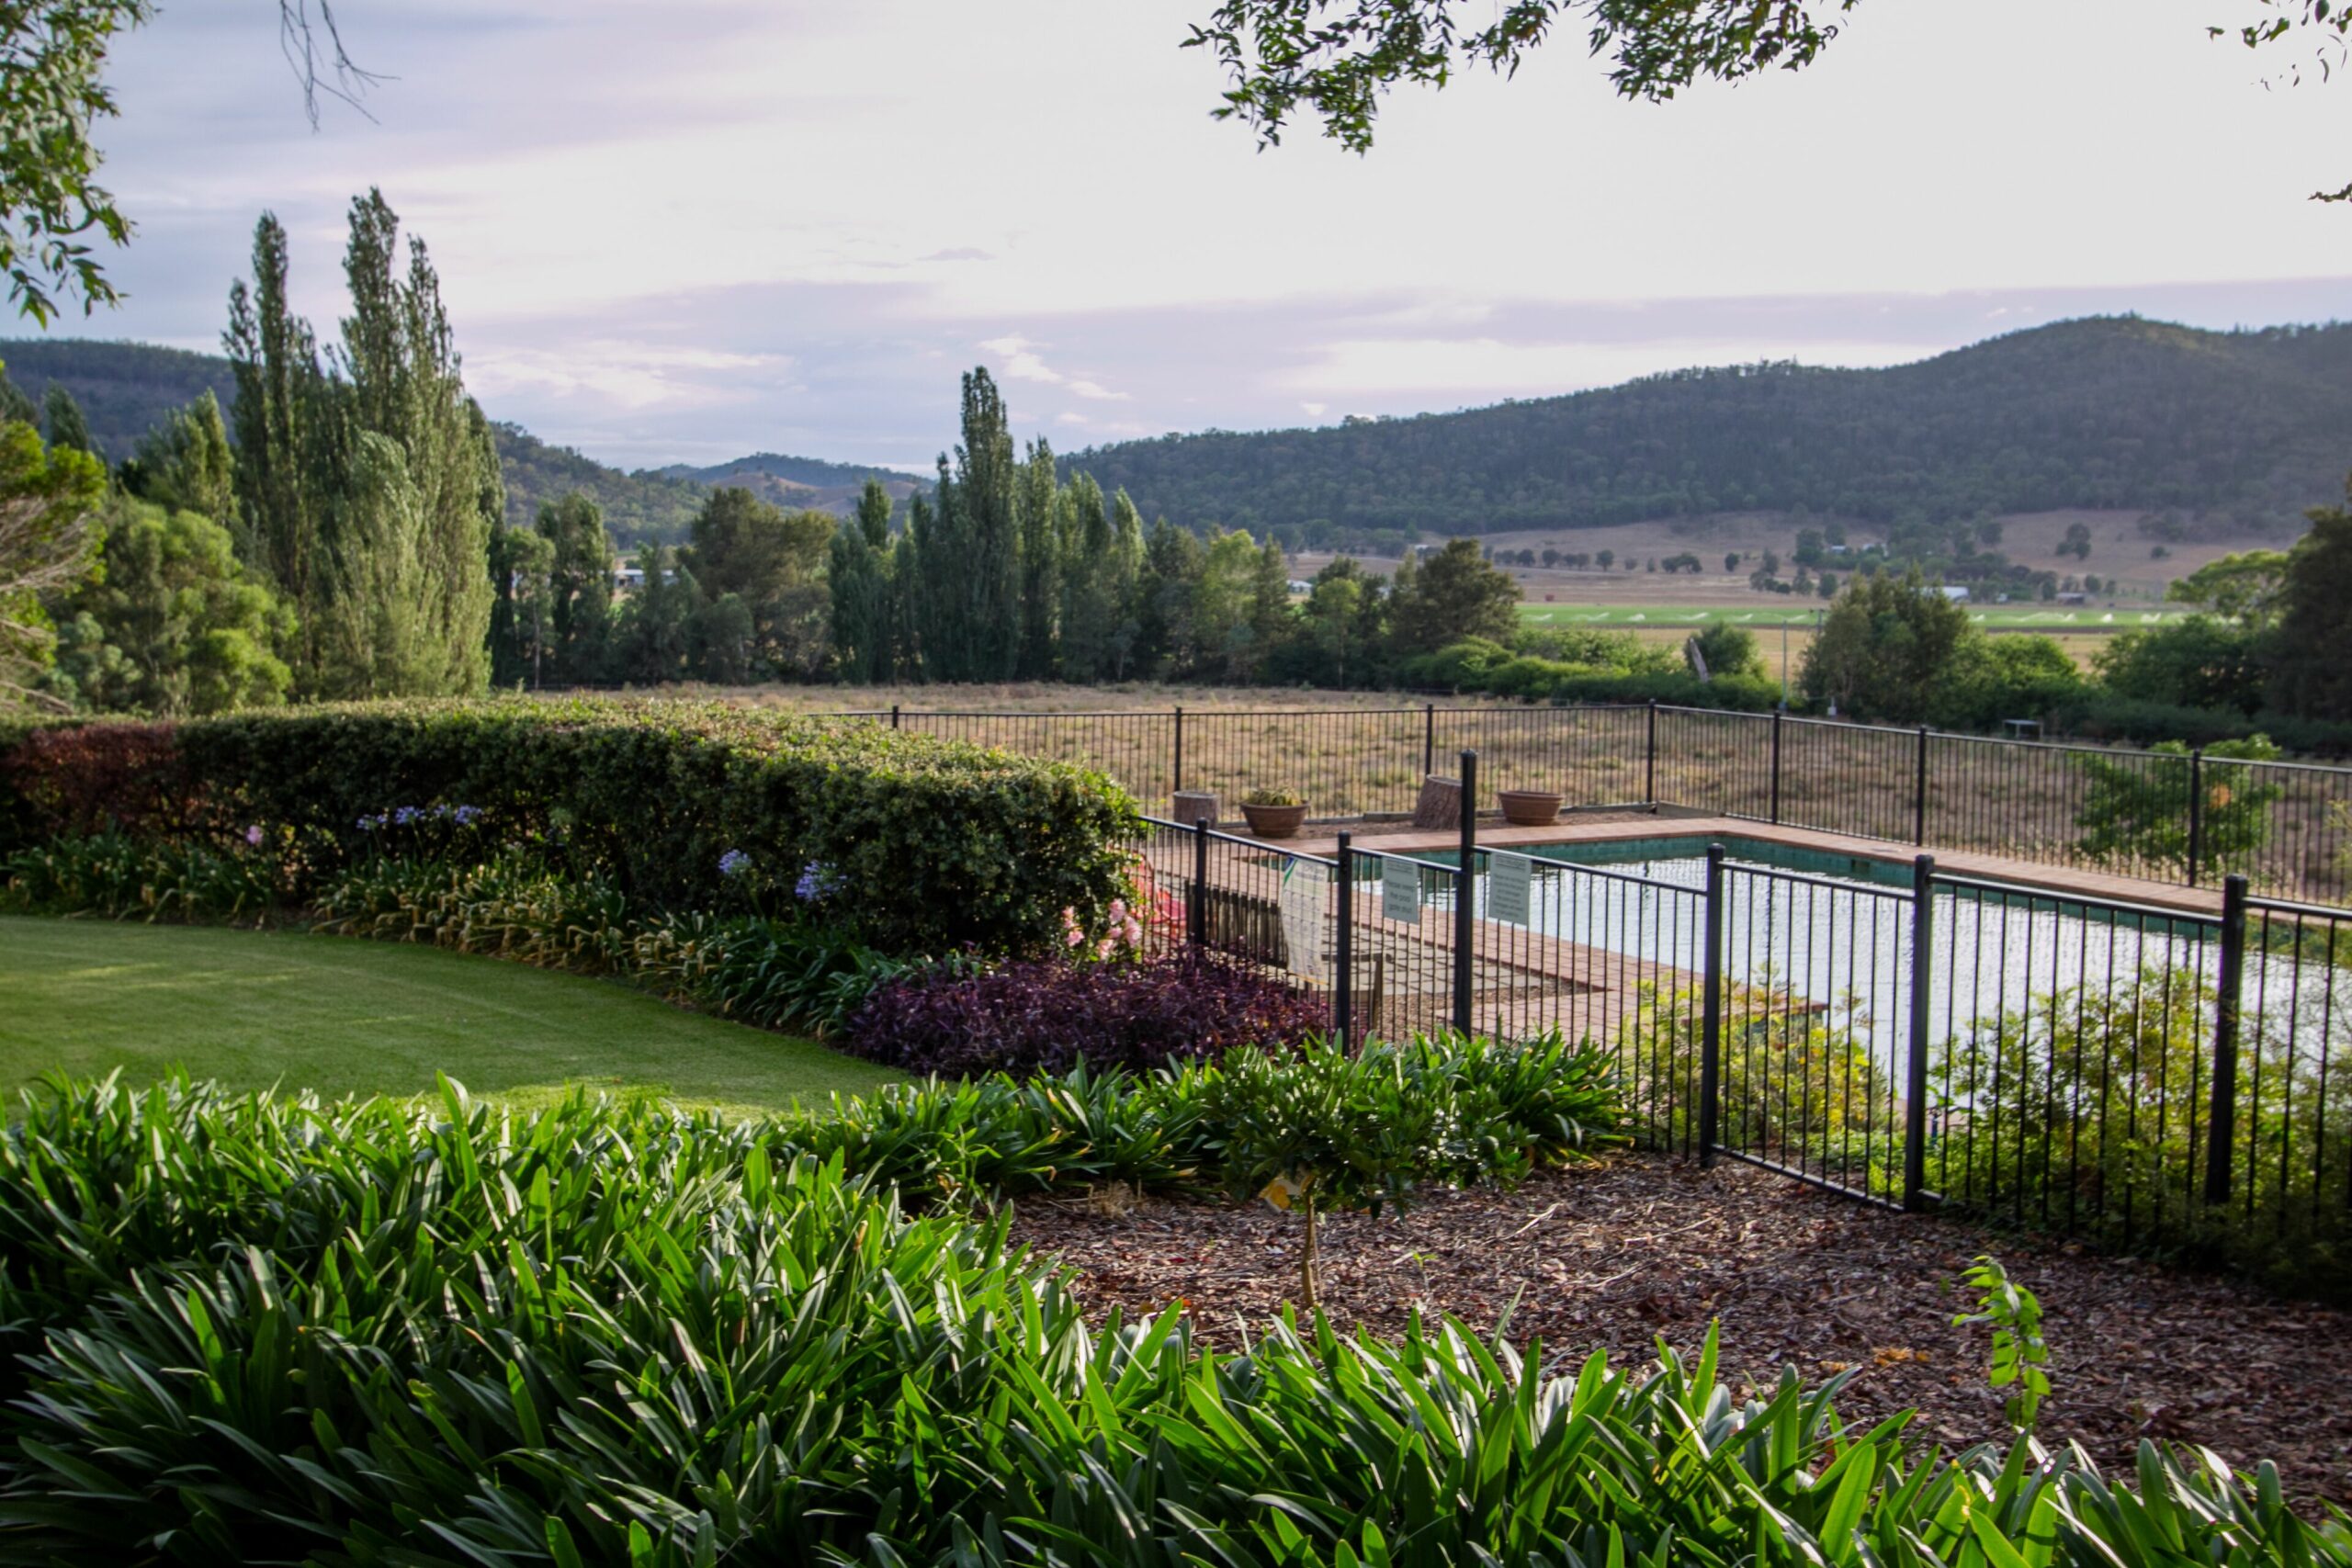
1109,898,1127,919
1065,927,1084,947
244,825,264,847
1096,938,1116,960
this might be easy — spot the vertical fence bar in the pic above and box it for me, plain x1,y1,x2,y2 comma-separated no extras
1172,705,1185,795
1769,711,1783,825
1422,705,1435,779
1334,831,1353,1052
1905,853,1937,1211
889,704,900,730
2203,874,2249,1206
1914,727,1930,847
1698,842,1724,1167
1452,750,1478,1036
1188,816,1208,949
1645,700,1658,807
2188,750,2205,888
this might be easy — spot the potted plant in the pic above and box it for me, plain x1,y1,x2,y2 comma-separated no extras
1497,788,1564,826
1239,787,1309,840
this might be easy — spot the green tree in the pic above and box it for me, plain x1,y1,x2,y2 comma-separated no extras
1798,570,1973,722
487,524,553,687
2075,736,2283,876
2165,549,2290,624
223,192,498,697
537,491,614,683
119,390,236,527
1386,537,1520,657
1688,621,1764,680
1133,516,1204,678
921,368,1023,682
1016,437,1061,678
2268,482,2352,720
616,542,691,684
0,417,107,706
2093,615,2267,714
1292,555,1383,685
828,479,894,684
0,1,152,321
40,497,292,714
40,385,94,456
1056,474,1132,682
1935,634,2083,729
1185,0,2352,201
682,487,833,679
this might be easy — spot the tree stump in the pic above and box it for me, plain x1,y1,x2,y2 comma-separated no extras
1172,790,1219,828
1412,774,1462,829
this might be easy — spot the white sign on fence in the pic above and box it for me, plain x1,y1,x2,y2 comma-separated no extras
1487,851,1532,925
1278,862,1326,982
1381,856,1422,923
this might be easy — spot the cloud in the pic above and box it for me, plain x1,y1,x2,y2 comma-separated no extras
921,247,996,263
975,333,1130,402
1301,401,1329,417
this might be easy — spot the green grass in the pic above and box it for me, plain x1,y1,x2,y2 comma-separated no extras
1519,602,2189,628
0,917,899,1115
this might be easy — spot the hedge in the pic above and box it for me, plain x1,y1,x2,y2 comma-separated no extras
0,698,1141,953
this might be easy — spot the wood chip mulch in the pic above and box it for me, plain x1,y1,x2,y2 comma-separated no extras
1006,1156,2352,1508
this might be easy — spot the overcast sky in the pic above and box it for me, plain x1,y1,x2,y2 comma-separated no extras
51,0,2352,471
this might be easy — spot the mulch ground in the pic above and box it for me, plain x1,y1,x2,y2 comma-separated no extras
1007,1155,2352,1508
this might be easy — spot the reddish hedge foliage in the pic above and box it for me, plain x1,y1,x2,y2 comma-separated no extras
0,723,199,842
842,952,1329,1077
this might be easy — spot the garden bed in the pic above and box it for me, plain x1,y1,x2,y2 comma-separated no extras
1011,1154,2352,1509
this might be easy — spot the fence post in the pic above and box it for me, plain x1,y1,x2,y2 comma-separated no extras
1769,711,1783,825
1698,842,1724,1168
1915,726,1930,847
1453,750,1477,1037
2203,874,2249,1207
1904,854,1936,1212
1423,704,1435,779
1172,705,1185,795
889,703,900,730
1645,700,1658,807
2188,749,2205,888
1188,816,1208,950
1333,831,1353,1052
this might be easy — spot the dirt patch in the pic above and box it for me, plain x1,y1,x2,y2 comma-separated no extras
1008,1155,2352,1508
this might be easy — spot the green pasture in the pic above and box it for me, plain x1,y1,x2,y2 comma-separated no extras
1518,602,2189,630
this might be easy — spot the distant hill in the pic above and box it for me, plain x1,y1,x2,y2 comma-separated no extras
0,338,237,458
1060,317,2352,539
658,453,928,520
0,338,919,544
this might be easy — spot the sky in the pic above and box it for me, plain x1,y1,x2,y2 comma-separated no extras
51,0,2352,472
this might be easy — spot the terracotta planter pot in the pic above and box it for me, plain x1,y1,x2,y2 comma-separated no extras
1239,802,1309,840
1497,789,1564,827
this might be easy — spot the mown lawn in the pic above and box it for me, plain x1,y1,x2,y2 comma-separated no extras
0,917,899,1115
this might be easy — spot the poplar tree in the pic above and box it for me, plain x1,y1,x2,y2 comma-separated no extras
40,386,94,457
224,190,499,698
828,478,893,683
1016,437,1060,678
924,368,1021,682
121,391,235,528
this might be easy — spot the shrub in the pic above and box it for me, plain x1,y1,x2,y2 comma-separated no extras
842,950,1330,1077
0,1077,2339,1567
0,697,1141,953
2074,735,2283,877
0,720,189,847
1,829,284,923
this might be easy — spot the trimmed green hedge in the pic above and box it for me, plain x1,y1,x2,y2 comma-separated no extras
0,699,1141,953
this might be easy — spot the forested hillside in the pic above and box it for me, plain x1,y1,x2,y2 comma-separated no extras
1063,318,2352,539
492,423,708,540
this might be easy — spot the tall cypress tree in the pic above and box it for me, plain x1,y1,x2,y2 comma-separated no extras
929,367,1021,682
225,212,330,680
828,478,894,684
1015,437,1060,678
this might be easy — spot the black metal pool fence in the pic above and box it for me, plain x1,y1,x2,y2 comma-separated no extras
841,700,2352,908
1123,782,2350,1282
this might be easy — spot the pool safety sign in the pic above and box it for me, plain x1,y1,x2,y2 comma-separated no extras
1278,862,1326,982
1381,856,1422,923
1487,851,1532,925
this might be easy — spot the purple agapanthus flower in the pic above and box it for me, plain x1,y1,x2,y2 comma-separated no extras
794,861,839,901
453,805,481,826
393,807,423,827
718,849,753,880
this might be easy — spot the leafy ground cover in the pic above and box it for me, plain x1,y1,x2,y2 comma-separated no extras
1,1077,2342,1565
0,917,897,1114
1014,1156,2352,1512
